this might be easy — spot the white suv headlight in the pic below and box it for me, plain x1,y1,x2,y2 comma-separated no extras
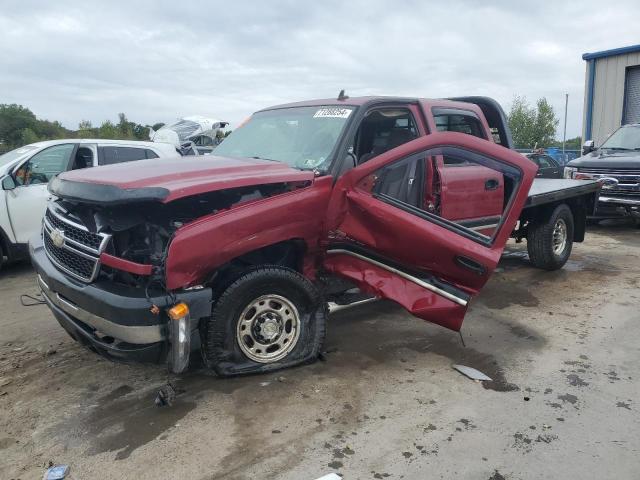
564,167,577,179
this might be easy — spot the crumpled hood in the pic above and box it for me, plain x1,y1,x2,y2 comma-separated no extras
568,151,640,170
50,155,314,205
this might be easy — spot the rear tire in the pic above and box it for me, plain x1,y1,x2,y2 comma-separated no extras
527,204,574,270
0,243,5,272
201,266,327,377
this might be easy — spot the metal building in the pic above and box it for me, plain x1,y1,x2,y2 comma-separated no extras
582,44,640,145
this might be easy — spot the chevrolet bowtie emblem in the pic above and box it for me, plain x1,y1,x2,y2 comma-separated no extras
50,228,65,248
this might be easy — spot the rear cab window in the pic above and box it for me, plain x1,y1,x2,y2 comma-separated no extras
432,108,488,168
432,108,487,141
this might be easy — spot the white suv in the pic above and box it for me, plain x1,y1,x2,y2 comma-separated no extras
0,139,178,270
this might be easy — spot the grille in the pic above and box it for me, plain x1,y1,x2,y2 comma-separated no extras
44,231,97,280
43,206,111,282
577,168,640,198
45,208,103,251
579,167,640,176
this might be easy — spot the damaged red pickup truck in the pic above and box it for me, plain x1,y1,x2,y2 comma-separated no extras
30,95,600,375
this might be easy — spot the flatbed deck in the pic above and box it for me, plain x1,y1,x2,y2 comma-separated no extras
524,179,601,208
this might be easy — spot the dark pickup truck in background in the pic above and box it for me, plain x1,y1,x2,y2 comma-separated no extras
566,123,640,224
29,94,600,376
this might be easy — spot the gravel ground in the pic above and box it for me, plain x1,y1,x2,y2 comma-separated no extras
1,221,639,480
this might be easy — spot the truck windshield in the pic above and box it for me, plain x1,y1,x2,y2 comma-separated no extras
600,125,640,151
214,106,354,171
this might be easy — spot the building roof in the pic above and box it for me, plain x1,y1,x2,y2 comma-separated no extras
582,44,640,61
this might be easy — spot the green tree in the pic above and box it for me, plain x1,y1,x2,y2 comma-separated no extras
77,120,95,139
507,96,559,149
98,120,120,139
133,123,150,140
20,128,40,145
532,98,559,147
0,104,38,147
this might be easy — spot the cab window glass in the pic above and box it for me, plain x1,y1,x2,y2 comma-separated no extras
432,109,486,139
537,155,555,168
99,146,149,165
354,108,419,164
371,146,521,244
15,144,75,186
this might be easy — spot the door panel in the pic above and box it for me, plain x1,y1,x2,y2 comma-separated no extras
6,184,50,243
324,132,536,331
7,143,77,243
438,163,504,223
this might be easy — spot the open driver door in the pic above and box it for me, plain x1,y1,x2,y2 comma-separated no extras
323,132,536,331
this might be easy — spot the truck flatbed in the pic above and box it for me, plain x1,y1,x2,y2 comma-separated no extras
524,179,601,208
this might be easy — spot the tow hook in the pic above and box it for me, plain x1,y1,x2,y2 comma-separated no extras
167,302,191,374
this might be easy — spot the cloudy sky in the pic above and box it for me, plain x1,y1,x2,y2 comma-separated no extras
2,0,639,138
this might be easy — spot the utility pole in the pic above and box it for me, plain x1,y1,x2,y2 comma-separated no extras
562,93,569,161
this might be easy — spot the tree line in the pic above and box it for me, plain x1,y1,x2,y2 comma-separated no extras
2,98,580,154
0,104,165,153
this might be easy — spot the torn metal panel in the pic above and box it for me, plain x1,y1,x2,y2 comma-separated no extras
164,176,334,289
323,252,467,331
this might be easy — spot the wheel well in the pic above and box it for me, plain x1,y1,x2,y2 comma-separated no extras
519,199,587,243
207,239,308,296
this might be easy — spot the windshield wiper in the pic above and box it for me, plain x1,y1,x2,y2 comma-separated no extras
602,147,632,151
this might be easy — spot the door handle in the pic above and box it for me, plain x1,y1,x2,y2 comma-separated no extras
485,178,500,190
455,255,487,275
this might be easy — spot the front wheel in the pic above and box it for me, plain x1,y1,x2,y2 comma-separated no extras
201,266,327,376
527,204,574,270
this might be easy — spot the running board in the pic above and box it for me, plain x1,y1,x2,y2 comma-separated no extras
328,297,378,313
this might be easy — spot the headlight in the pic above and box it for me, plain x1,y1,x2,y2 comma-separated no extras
564,167,577,179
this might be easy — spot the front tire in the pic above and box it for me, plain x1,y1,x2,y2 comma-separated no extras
527,204,574,270
201,266,327,376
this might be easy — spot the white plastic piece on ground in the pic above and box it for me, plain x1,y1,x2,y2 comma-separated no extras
314,474,342,480
43,464,69,480
453,364,493,382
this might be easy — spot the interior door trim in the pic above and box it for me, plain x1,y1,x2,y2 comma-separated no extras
326,248,468,306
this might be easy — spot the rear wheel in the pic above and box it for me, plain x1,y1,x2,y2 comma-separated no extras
527,204,574,270
201,266,327,376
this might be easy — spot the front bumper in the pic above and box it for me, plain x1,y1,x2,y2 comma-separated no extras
30,234,212,367
593,196,640,219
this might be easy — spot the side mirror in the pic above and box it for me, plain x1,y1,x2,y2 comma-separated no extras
582,140,595,155
1,175,16,191
336,151,357,177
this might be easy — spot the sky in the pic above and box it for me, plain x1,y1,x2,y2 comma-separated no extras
1,0,640,139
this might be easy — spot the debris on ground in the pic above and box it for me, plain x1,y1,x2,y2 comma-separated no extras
42,464,69,479
155,383,177,407
452,364,493,381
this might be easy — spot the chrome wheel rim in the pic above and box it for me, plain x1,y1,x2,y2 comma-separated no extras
552,218,567,255
236,294,301,363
